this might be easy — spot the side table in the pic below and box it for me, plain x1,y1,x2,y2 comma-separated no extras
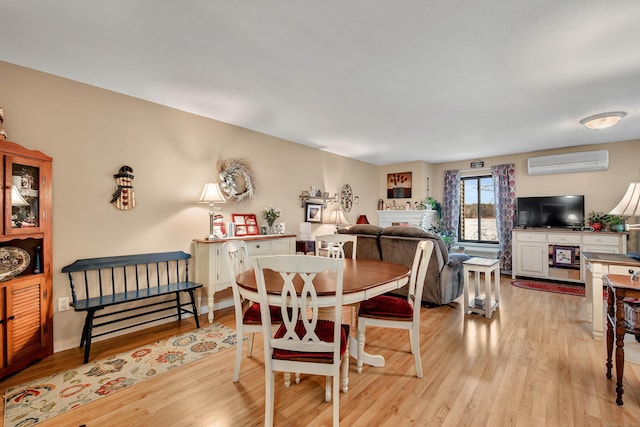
463,257,501,318
296,240,316,255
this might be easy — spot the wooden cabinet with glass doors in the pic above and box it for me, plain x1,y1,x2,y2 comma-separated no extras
0,141,52,379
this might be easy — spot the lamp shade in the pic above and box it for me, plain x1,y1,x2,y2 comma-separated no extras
198,183,226,204
326,205,349,226
356,215,369,224
610,182,640,217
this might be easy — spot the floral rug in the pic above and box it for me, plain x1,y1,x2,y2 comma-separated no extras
4,323,237,427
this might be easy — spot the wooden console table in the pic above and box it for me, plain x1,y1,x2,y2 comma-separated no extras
605,273,640,405
583,252,640,338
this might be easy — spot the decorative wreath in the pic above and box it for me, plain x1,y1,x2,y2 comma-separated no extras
217,158,255,203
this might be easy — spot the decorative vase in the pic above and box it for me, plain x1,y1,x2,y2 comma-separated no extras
591,222,603,231
268,222,275,234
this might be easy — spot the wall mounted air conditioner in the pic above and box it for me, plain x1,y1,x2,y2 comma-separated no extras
527,150,609,175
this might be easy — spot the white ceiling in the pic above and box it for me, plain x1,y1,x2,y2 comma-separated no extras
2,1,640,165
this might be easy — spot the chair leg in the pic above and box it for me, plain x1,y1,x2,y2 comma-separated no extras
356,318,365,373
233,332,243,382
332,372,340,426
247,332,254,357
325,376,331,402
284,372,291,387
295,372,300,384
341,351,349,393
411,327,423,378
265,369,275,427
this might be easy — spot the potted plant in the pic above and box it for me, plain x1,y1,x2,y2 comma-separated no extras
588,211,609,231
419,197,442,231
608,214,625,232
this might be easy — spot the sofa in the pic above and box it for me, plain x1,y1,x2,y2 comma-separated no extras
339,225,470,305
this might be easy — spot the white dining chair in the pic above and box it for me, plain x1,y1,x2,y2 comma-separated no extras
315,234,357,259
222,240,285,383
356,240,434,378
254,254,348,427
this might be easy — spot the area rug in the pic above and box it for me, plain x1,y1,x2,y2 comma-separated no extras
3,323,238,427
511,279,588,296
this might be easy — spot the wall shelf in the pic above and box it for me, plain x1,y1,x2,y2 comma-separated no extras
299,191,334,208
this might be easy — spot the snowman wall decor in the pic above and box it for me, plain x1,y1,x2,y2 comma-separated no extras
110,165,136,210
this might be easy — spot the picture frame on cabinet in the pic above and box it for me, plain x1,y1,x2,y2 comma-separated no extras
552,246,575,268
232,214,260,236
305,203,323,223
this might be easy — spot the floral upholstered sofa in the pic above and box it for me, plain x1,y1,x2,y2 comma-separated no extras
339,225,470,305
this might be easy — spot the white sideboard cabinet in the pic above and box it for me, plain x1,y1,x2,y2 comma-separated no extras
193,235,296,322
511,229,627,283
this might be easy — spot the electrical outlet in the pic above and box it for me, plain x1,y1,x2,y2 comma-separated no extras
58,297,70,312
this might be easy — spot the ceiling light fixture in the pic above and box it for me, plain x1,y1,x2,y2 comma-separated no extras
580,112,626,130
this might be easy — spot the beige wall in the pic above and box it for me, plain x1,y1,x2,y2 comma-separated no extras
0,61,379,351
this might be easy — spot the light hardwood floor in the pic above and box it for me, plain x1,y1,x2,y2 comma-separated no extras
3,275,640,426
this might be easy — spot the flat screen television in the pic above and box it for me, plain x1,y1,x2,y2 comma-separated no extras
516,195,585,229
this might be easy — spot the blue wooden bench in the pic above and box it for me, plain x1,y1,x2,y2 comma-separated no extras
62,251,202,363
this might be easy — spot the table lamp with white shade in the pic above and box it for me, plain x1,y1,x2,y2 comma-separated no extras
198,182,227,240
609,182,640,259
326,204,349,232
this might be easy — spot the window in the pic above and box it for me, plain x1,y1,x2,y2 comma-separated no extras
460,176,498,243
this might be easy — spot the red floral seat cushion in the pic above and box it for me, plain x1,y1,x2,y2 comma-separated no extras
243,303,283,325
272,320,349,361
358,295,413,319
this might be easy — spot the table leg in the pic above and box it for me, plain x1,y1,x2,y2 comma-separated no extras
606,287,614,379
484,269,492,318
345,305,386,369
474,271,480,303
615,294,625,405
591,274,604,337
349,336,385,368
463,268,471,314
208,287,215,323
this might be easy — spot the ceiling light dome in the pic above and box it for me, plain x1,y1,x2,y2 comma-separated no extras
580,112,626,130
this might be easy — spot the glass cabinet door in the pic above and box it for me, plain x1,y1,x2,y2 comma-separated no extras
5,156,44,234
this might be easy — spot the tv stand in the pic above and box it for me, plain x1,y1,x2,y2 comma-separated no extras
512,229,627,282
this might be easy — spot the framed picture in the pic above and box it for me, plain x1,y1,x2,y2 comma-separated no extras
274,222,286,234
305,203,323,223
232,214,260,236
387,172,412,198
552,246,575,267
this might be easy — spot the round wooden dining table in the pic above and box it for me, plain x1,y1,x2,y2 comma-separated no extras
236,257,411,368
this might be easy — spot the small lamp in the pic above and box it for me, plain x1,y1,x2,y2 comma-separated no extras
610,182,640,230
198,183,227,240
610,182,640,259
326,204,349,232
356,215,369,224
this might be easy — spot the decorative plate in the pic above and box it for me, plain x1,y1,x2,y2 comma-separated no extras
341,184,353,212
0,246,30,281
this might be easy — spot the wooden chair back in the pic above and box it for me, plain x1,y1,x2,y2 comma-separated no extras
315,234,357,259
